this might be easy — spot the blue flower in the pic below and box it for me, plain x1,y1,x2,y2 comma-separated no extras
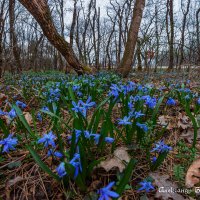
144,96,157,109
68,129,82,144
0,109,7,116
38,131,56,148
105,137,115,144
0,134,18,153
136,122,148,132
72,97,95,117
97,181,119,200
47,87,60,103
36,112,42,122
128,101,133,110
151,156,157,163
72,101,82,113
185,95,190,100
72,101,86,117
56,162,67,178
151,140,172,153
138,180,154,192
47,149,63,158
142,95,156,109
8,108,17,119
166,97,176,106
134,111,145,119
80,96,96,109
72,85,81,91
109,84,121,98
70,153,82,178
41,106,49,112
77,91,83,97
90,134,101,144
16,100,27,109
197,98,200,105
84,130,91,139
118,116,132,125
90,134,115,144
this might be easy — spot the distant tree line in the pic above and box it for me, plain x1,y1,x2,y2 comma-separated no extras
0,0,200,77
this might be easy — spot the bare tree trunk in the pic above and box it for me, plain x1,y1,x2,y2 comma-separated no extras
179,0,191,69
117,0,145,77
137,39,142,71
70,0,77,47
18,0,91,75
0,0,6,78
196,8,200,63
154,4,159,72
168,0,174,71
9,0,22,73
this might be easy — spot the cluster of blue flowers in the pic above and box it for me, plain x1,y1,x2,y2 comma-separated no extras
16,100,27,109
72,84,83,97
166,97,176,106
72,96,96,117
68,129,115,145
151,140,172,153
3,72,192,199
43,85,61,103
138,180,155,192
0,134,18,153
97,182,119,200
142,95,157,109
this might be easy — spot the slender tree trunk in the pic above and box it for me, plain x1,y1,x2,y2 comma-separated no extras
196,8,200,63
168,0,174,71
70,0,77,47
0,0,6,78
154,4,159,72
137,39,142,71
9,0,22,73
18,0,91,75
117,0,145,77
179,0,191,69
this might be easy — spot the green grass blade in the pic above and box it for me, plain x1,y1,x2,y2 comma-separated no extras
27,145,60,181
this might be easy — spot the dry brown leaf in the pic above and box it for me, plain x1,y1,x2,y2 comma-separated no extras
97,147,130,172
180,129,200,144
185,159,200,188
150,173,188,200
158,115,168,126
158,115,175,130
24,112,33,125
177,112,191,130
6,176,24,187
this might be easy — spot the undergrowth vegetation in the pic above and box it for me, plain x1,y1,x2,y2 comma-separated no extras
0,71,200,199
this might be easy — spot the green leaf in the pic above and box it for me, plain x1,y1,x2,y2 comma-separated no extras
87,158,104,176
152,96,165,125
68,87,76,102
13,105,36,139
116,159,137,196
151,151,168,171
0,119,9,137
27,145,60,181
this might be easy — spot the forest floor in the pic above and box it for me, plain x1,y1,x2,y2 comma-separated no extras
0,70,200,200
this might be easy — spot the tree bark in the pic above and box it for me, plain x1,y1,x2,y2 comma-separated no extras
196,8,200,63
168,0,174,71
117,0,145,77
136,39,142,71
18,0,91,75
9,0,22,73
179,0,191,69
70,0,77,47
0,0,6,78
